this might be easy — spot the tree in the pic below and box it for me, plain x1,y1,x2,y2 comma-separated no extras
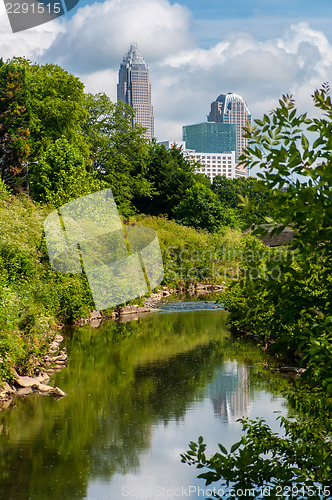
25,60,88,158
223,84,332,383
83,93,152,215
240,84,332,257
181,87,332,496
173,183,240,232
0,58,90,190
181,416,332,498
133,143,196,217
30,138,103,207
211,175,269,223
0,59,31,184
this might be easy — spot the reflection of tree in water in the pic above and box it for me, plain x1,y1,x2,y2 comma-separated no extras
208,361,252,422
0,311,229,500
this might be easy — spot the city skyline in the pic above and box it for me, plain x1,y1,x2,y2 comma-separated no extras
1,0,332,141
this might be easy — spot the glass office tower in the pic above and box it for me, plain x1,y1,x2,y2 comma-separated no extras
117,43,154,140
182,122,237,155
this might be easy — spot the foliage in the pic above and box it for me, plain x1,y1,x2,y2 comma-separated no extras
212,175,268,214
132,142,196,218
173,183,241,232
30,138,103,206
0,57,89,192
83,92,151,215
183,85,332,499
0,59,31,184
222,85,332,389
128,214,242,287
24,59,88,158
181,416,332,499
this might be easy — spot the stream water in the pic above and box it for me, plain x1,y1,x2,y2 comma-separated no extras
0,300,293,500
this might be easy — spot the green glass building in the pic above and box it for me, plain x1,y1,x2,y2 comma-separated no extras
182,122,236,156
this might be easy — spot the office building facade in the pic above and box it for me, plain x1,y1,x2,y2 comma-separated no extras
182,122,237,155
159,140,236,182
185,151,236,182
117,43,154,140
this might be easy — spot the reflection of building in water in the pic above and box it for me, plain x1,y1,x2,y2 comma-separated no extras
208,361,252,422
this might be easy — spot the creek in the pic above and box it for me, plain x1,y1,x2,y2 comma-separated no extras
0,299,294,500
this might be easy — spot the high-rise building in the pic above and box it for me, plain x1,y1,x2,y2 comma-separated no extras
182,122,237,155
208,93,251,163
117,43,154,140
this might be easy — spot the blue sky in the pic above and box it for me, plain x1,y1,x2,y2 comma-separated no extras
1,0,332,140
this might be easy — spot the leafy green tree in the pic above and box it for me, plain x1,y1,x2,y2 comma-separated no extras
133,143,196,217
212,175,269,222
0,59,31,184
0,57,90,192
30,138,103,206
181,416,332,498
83,93,152,215
25,60,88,158
173,183,240,232
224,85,332,383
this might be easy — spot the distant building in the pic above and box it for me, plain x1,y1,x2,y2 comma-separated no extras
117,43,154,140
158,140,186,150
208,93,251,163
182,122,237,155
159,140,236,182
185,151,236,182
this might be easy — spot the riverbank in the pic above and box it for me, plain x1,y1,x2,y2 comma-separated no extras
0,283,226,409
0,192,241,389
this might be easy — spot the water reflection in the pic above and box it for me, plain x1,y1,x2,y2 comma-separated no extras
0,309,290,500
209,362,252,422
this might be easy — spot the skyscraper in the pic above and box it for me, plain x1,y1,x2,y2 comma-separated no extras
208,93,251,163
117,43,154,140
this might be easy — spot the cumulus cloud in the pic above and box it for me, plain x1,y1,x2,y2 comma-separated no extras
0,0,331,142
152,22,332,139
0,1,62,61
41,0,194,74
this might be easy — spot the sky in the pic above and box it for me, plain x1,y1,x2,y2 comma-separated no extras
1,0,332,141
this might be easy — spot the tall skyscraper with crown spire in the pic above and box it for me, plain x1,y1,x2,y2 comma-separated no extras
117,43,154,140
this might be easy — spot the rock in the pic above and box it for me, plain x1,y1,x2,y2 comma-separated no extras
53,352,67,362
90,310,102,320
36,372,50,384
1,399,12,409
49,333,64,352
90,319,102,328
32,383,53,393
1,382,16,394
17,387,33,396
16,375,39,388
52,387,66,398
279,366,303,373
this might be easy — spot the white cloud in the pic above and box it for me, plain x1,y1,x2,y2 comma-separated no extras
151,22,332,139
41,0,194,74
0,0,331,143
0,1,63,61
